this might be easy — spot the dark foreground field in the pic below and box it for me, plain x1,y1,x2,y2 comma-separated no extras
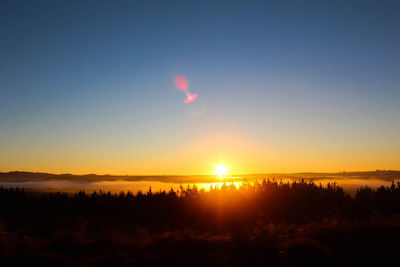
1,180,399,266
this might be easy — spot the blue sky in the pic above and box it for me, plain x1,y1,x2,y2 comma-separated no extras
1,0,399,174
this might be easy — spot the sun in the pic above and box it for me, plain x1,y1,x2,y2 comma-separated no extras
214,164,228,178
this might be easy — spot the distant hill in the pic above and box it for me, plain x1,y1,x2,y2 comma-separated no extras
0,170,399,183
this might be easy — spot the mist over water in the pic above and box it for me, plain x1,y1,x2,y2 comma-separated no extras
1,176,397,196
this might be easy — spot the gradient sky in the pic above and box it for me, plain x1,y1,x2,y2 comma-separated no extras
1,0,399,175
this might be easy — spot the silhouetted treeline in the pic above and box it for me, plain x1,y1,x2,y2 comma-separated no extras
1,180,400,228
0,180,399,266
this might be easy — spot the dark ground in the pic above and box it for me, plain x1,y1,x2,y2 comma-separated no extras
1,180,399,266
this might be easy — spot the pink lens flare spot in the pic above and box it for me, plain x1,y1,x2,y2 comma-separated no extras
184,93,198,104
174,74,198,104
174,75,189,91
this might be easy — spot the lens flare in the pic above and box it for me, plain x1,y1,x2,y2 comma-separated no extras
174,74,198,104
174,75,188,91
184,92,198,104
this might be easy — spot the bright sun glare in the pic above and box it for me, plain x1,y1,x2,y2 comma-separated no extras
215,164,228,178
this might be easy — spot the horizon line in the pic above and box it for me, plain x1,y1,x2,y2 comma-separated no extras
1,169,399,177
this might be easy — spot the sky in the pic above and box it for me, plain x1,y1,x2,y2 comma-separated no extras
1,0,399,175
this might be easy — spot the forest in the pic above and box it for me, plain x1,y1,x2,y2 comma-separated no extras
0,179,399,266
